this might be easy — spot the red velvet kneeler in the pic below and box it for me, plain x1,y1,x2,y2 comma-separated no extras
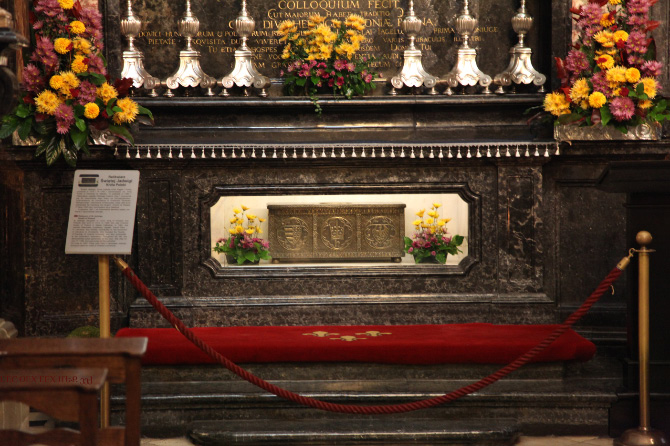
115,324,596,365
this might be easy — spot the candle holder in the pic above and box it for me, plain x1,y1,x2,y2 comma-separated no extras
219,0,270,97
389,0,438,95
164,0,217,97
493,0,546,94
120,0,160,96
443,0,491,95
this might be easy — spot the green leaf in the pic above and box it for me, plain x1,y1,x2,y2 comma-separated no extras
556,113,583,125
45,137,62,166
435,252,447,264
259,251,271,260
62,143,78,168
0,116,21,139
70,127,88,150
244,251,257,262
18,117,33,140
15,104,31,118
600,106,613,127
108,124,134,146
75,118,86,132
74,104,85,117
452,235,464,246
111,106,123,113
89,73,107,86
311,76,320,85
137,105,153,121
636,83,645,95
295,77,307,87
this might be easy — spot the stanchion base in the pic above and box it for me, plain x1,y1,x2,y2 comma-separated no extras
614,427,668,446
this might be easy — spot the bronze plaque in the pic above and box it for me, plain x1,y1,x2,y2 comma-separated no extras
268,203,405,262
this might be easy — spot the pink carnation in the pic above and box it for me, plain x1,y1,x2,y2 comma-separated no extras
565,49,589,75
33,0,62,18
333,59,347,71
76,81,97,105
610,97,635,122
591,71,612,97
87,54,107,75
627,0,652,14
346,62,355,72
31,35,59,73
626,31,648,54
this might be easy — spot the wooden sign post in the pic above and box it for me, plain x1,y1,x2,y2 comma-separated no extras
65,170,140,427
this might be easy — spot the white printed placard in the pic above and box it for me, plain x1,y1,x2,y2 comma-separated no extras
65,170,140,255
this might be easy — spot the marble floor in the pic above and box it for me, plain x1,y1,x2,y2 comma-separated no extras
140,436,615,446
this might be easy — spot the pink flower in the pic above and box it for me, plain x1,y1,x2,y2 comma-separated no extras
431,251,436,256
317,62,327,69
610,97,635,122
336,76,345,87
346,62,355,72
627,14,648,28
408,247,414,253
21,64,44,94
626,31,648,54
364,74,373,83
328,78,334,87
627,0,652,15
591,71,612,97
34,0,61,18
76,81,97,105
578,3,603,29
280,70,284,76
31,35,59,73
642,60,663,77
54,104,75,134
565,49,589,75
333,59,347,71
87,54,107,75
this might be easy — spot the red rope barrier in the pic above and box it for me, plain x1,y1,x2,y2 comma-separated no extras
119,262,623,414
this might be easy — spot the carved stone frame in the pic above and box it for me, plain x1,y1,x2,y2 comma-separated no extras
200,182,481,279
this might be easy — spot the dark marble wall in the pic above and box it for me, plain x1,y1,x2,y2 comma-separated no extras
4,143,666,343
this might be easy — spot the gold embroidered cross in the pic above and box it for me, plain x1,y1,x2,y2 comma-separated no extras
303,331,339,337
355,331,392,337
330,336,367,342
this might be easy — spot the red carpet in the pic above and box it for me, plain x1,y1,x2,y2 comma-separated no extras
115,324,596,365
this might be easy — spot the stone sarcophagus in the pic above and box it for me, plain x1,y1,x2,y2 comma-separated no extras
268,204,406,262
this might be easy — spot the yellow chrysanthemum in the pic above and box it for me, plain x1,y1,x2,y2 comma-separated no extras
59,0,74,9
112,97,139,124
433,203,441,208
35,90,61,115
416,209,425,218
588,91,607,109
49,74,64,91
73,37,92,54
625,67,641,83
543,92,571,116
594,30,614,48
412,219,422,226
83,103,100,119
570,78,590,103
613,30,628,43
331,19,342,27
97,82,118,104
241,205,249,211
60,71,80,88
308,14,326,26
277,20,297,36
247,213,257,220
228,229,236,235
437,219,446,226
229,217,237,224
638,100,653,109
233,207,242,214
638,77,657,99
256,226,263,234
54,38,72,54
245,228,255,235
345,14,365,31
259,218,266,223
427,210,438,218
606,66,627,84
235,225,244,234
426,218,434,225
70,20,86,34
596,54,614,70
609,0,622,4
71,54,88,73
600,13,615,27
237,218,244,224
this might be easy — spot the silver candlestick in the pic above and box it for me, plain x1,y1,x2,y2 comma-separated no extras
389,0,438,95
494,0,546,94
164,0,216,97
120,0,160,96
220,0,270,97
443,0,492,95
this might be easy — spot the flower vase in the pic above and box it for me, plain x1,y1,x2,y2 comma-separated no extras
413,255,441,264
225,254,260,266
554,122,662,142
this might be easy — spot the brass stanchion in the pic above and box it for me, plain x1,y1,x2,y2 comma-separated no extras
614,231,668,446
98,254,110,428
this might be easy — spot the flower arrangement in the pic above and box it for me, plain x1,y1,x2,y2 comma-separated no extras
543,0,669,134
403,204,464,264
0,0,152,166
213,205,271,265
276,14,378,114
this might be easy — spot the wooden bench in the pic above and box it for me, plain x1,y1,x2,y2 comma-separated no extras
0,337,148,446
0,368,107,446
